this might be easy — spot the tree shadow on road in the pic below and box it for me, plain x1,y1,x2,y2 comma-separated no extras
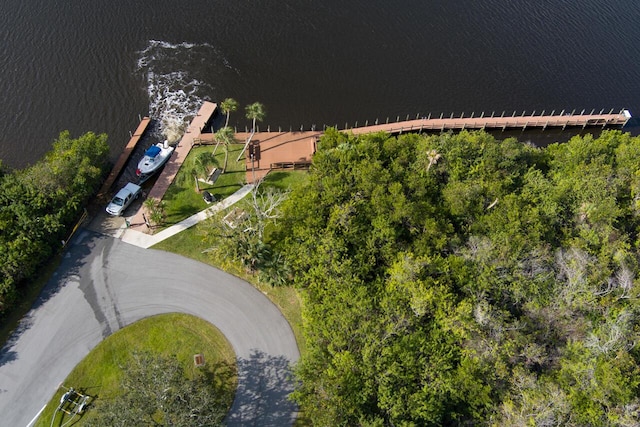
225,349,298,427
0,229,107,367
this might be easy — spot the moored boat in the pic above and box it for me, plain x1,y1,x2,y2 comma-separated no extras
136,141,174,183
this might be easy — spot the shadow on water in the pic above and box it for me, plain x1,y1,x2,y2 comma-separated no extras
226,349,298,427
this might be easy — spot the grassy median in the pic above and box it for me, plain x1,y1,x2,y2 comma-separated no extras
36,313,236,426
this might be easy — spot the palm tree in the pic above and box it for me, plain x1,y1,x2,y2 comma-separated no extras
426,149,441,172
220,98,238,129
176,151,216,193
215,127,235,172
246,102,265,132
237,102,265,161
187,151,216,192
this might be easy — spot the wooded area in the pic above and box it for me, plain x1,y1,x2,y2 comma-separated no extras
0,131,109,317
275,129,640,426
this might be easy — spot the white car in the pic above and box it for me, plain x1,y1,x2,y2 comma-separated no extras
106,182,142,216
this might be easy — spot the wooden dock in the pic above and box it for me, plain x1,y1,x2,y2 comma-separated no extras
349,109,632,135
145,101,218,202
128,101,218,231
233,131,321,182
231,108,632,183
97,116,151,200
106,105,632,201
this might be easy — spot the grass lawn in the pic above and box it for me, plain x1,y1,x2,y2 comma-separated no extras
152,170,309,357
161,143,246,226
36,313,236,426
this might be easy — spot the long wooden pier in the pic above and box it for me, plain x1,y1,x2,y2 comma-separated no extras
348,109,631,135
231,108,631,183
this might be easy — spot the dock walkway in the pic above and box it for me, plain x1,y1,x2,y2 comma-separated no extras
128,101,217,231
113,105,631,232
349,109,631,135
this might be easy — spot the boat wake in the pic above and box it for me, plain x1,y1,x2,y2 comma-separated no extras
136,40,236,143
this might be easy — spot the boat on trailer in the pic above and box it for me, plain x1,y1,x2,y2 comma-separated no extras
136,141,174,183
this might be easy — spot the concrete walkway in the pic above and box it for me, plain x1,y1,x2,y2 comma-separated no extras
120,184,254,248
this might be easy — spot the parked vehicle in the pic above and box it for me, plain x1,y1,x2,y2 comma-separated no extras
105,182,142,216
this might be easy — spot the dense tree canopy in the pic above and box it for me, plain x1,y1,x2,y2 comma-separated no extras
86,352,231,426
275,129,640,426
0,131,109,316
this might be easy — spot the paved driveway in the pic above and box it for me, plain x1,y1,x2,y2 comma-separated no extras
0,229,299,426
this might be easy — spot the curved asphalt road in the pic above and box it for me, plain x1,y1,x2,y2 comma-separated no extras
0,229,300,426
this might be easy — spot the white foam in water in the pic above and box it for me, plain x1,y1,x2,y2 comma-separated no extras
136,40,233,143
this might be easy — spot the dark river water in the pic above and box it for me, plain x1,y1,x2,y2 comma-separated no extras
2,0,640,169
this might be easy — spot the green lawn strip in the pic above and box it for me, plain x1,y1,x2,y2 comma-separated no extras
161,143,246,227
35,313,236,426
152,170,309,357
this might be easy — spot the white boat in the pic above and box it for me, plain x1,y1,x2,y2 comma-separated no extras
136,141,174,182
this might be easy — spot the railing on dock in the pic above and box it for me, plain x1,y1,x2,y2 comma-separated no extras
348,109,632,135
